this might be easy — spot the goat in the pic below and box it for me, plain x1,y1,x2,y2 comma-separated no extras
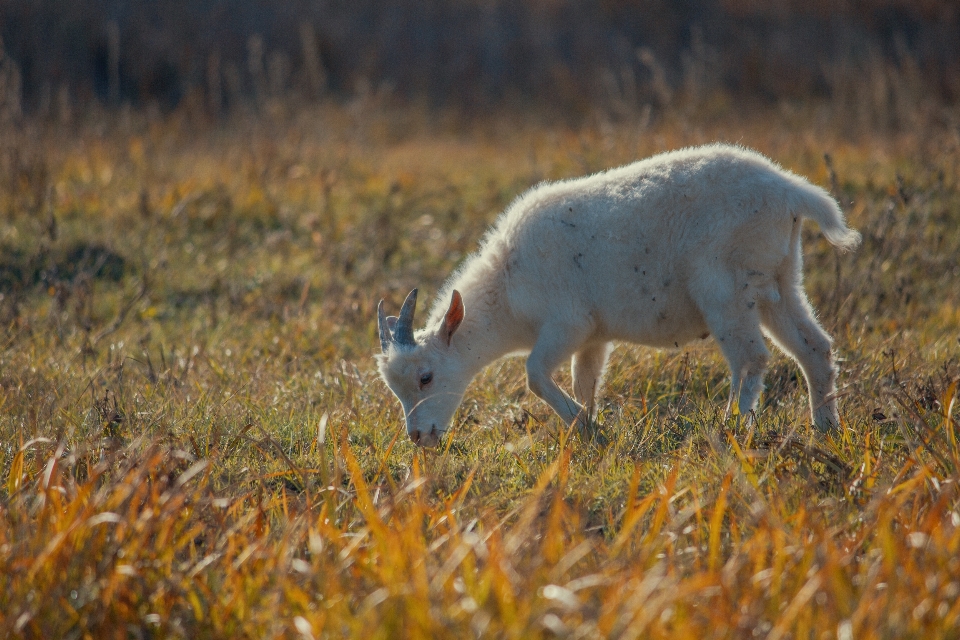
376,144,860,447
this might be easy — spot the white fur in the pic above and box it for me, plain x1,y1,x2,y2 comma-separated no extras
377,144,860,446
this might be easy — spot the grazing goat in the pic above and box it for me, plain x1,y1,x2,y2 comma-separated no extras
376,144,860,447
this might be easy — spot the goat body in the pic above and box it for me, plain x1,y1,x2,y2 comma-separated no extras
377,144,860,447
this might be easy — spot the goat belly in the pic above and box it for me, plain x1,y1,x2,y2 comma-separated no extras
600,284,709,349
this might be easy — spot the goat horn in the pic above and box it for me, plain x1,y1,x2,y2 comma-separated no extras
394,288,418,347
377,299,392,352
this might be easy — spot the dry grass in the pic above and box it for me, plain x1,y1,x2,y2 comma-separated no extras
1,102,960,639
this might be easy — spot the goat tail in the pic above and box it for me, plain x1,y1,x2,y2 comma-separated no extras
793,181,862,252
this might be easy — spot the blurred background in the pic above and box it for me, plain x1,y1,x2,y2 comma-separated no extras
2,0,958,122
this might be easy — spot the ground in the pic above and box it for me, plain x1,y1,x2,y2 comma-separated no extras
1,101,959,638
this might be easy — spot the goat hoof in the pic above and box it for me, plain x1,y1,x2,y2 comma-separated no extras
575,418,609,448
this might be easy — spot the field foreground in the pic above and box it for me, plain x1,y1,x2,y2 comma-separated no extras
1,106,960,638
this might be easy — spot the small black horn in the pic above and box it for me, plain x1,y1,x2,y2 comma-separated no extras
377,300,392,352
394,288,418,347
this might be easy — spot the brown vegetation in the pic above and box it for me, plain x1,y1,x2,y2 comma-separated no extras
0,60,959,639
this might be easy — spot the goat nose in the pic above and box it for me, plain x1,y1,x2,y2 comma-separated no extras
410,429,421,444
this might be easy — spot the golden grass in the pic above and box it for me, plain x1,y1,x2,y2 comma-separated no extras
1,103,959,638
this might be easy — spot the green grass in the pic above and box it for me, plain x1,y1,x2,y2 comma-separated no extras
1,104,959,638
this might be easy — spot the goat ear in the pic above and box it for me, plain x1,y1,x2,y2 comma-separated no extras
442,290,464,346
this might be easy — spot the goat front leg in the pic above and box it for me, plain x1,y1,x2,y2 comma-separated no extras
526,326,597,438
571,341,613,420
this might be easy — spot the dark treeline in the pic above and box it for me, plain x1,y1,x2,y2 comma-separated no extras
1,0,958,115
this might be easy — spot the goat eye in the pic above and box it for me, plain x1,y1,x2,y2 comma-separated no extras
419,372,433,388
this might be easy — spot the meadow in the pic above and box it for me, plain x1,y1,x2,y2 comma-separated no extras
1,99,959,638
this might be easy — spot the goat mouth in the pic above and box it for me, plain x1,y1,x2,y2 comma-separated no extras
410,425,443,448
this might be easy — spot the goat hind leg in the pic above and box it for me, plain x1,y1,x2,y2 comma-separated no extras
703,305,770,422
725,338,770,422
760,286,840,431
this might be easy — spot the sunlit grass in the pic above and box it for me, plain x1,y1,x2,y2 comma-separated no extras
1,103,959,638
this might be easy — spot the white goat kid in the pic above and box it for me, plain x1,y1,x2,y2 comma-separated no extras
377,144,860,447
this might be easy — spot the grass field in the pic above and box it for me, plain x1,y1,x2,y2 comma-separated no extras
1,102,959,638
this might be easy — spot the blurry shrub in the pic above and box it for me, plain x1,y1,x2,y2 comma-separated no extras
0,0,957,117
